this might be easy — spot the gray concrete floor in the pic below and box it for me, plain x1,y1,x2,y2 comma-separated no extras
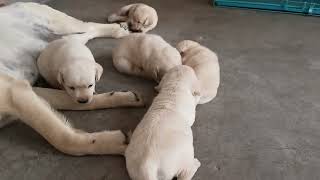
1,0,320,179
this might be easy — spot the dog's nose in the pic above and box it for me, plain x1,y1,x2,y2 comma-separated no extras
77,99,88,104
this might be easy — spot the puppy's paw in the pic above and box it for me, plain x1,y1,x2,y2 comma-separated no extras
112,23,130,38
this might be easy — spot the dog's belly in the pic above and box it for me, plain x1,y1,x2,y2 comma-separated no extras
0,3,59,84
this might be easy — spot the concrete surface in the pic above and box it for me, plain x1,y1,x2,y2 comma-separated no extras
1,0,320,180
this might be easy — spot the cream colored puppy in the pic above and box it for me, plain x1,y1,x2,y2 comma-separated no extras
108,3,158,33
176,40,220,104
113,34,182,82
38,34,104,104
125,65,201,180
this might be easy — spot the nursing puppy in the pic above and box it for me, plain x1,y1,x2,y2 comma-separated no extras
38,34,104,104
113,34,182,82
176,40,220,104
125,65,201,180
107,3,158,33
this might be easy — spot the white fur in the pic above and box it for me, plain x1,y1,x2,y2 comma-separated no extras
0,2,144,156
37,34,104,103
108,3,158,33
176,40,220,104
125,65,201,180
113,34,182,82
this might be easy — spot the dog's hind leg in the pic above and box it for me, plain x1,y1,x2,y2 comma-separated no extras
8,80,127,155
19,2,130,39
33,87,144,110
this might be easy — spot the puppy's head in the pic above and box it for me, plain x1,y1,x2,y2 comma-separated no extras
128,4,158,33
156,65,201,102
57,61,103,104
176,40,200,60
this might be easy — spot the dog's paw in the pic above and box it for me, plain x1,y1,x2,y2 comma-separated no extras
104,90,145,107
118,90,145,107
112,23,130,38
125,91,145,107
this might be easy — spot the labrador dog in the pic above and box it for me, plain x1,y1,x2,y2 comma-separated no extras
112,34,182,82
125,65,201,180
176,40,220,104
0,2,144,156
38,33,105,104
107,3,158,33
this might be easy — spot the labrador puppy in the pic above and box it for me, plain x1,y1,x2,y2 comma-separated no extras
125,65,201,180
176,40,220,104
37,34,105,104
113,34,181,82
107,3,158,33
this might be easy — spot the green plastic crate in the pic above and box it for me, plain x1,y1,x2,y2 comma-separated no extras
214,0,320,16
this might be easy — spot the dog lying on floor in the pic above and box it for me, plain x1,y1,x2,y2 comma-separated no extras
112,33,182,82
107,3,158,33
0,2,145,156
125,65,201,180
176,40,220,104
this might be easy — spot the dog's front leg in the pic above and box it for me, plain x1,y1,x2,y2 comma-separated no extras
8,82,127,155
33,87,144,110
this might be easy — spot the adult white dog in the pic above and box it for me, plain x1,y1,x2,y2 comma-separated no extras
0,2,144,156
176,40,220,104
113,34,182,82
107,3,158,33
125,65,201,180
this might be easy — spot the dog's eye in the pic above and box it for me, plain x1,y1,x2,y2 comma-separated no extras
69,86,75,90
88,84,93,88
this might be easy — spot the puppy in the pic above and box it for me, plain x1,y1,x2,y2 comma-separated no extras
37,35,103,104
108,3,158,33
113,34,181,82
176,40,220,104
125,65,201,180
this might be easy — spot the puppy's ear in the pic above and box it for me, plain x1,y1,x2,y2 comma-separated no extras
95,63,103,82
57,71,64,85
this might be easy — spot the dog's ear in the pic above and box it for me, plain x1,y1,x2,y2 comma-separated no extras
95,63,103,82
57,71,64,85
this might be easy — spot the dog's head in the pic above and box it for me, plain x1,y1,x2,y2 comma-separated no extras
128,4,158,33
176,40,200,61
57,61,103,104
155,65,201,103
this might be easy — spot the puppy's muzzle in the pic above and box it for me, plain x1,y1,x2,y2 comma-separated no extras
128,22,143,33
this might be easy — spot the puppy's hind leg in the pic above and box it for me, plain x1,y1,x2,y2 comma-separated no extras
113,57,148,78
9,81,127,155
177,159,201,180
